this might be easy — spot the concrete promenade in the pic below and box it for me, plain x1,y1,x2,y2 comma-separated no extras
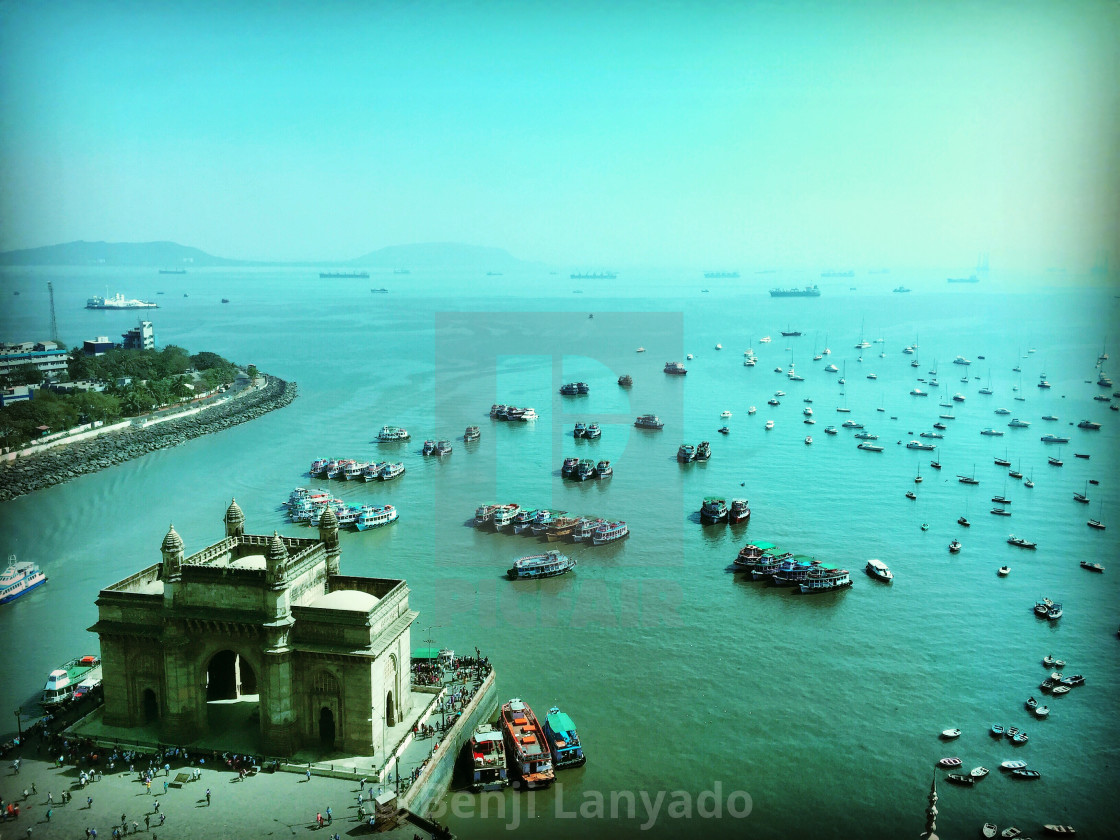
1,750,448,840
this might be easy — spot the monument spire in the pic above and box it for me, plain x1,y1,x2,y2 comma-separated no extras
919,774,938,840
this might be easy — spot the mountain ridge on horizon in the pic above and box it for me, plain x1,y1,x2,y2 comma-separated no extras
0,239,544,269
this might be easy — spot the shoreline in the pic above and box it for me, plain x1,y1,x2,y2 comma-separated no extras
0,374,298,503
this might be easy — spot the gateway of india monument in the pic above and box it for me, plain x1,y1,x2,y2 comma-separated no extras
88,499,417,757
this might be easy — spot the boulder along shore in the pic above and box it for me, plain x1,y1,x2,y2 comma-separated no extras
0,375,297,503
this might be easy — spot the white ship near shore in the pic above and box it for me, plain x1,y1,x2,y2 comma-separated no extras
86,292,158,309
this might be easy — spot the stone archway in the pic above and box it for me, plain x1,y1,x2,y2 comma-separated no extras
319,707,336,750
142,688,159,724
206,650,257,700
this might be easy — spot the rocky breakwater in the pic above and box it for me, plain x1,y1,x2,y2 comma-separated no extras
0,375,298,503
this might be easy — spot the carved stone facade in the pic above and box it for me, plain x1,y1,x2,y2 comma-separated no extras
90,500,416,757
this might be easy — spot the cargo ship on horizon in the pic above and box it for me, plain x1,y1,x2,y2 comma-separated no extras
769,285,821,297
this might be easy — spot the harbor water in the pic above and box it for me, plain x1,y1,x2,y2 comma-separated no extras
1,267,1118,838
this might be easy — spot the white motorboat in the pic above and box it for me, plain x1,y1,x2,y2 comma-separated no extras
940,728,962,739
865,559,893,582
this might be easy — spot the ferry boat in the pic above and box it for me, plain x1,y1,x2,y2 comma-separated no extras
664,361,687,375
0,556,47,605
379,462,405,481
634,414,664,429
865,559,893,582
571,517,605,542
519,408,539,421
559,382,590,395
377,426,410,442
699,497,729,524
507,551,575,581
309,458,330,476
769,285,821,297
530,509,563,537
575,459,596,481
694,441,711,461
584,423,601,439
422,440,437,455
574,422,588,438
618,374,633,387
591,520,628,545
475,504,500,526
545,516,581,542
594,460,613,479
469,724,510,791
561,457,579,478
500,699,555,788
86,293,158,309
355,505,398,530
42,655,102,707
464,426,481,441
343,461,368,481
799,567,853,593
728,499,751,524
492,504,521,530
435,440,453,456
511,509,539,534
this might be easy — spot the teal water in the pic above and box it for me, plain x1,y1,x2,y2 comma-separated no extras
2,267,1119,838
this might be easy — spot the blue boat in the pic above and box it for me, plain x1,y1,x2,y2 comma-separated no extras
0,556,47,605
543,706,587,769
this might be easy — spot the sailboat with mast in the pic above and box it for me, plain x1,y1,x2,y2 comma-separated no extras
958,464,979,485
1074,481,1089,504
930,447,941,470
1088,499,1105,530
1009,459,1023,479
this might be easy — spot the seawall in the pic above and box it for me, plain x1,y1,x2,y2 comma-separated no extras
402,668,499,816
0,374,298,502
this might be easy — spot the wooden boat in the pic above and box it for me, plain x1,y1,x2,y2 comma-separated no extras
1000,760,1027,770
937,757,962,768
499,699,555,789
990,723,1004,737
1034,705,1050,718
1042,826,1077,835
1001,829,1022,839
1011,768,1041,779
948,540,961,553
1051,685,1071,695
970,766,989,778
982,824,998,839
998,566,1010,576
941,728,962,739
946,772,975,785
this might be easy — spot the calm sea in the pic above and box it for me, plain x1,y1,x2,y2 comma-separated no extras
1,266,1118,838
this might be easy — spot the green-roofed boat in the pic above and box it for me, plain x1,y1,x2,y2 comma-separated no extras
543,706,586,768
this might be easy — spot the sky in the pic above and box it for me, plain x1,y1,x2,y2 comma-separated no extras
1,0,1118,271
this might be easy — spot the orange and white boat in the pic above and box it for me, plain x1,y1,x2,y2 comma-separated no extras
500,698,555,789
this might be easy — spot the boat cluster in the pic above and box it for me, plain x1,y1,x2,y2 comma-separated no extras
490,404,539,421
284,488,398,530
559,382,590,395
474,503,628,546
572,422,602,439
421,439,454,456
561,457,613,480
309,458,405,482
731,542,852,593
1033,597,1062,621
700,496,749,524
677,441,711,462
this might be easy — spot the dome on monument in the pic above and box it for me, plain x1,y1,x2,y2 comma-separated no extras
161,525,183,553
225,498,245,524
319,505,338,528
267,531,289,564
310,589,379,612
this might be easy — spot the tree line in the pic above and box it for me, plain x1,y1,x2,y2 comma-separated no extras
1,345,254,450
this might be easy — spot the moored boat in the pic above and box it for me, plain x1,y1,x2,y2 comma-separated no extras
634,414,664,429
491,504,521,530
355,504,398,530
728,499,751,524
799,567,852,593
378,462,405,481
594,460,613,479
1007,535,1036,549
500,699,555,788
464,425,481,441
699,497,729,524
377,425,410,441
591,520,628,545
469,724,510,791
543,707,586,769
42,655,102,707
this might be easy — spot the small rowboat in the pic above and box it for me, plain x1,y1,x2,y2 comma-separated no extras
946,772,975,785
938,757,962,768
941,728,962,739
1043,826,1077,835
1011,731,1029,744
970,766,989,778
1051,685,1071,695
1011,768,1041,779
982,825,998,839
1000,760,1027,770
990,723,1004,737
1001,829,1022,839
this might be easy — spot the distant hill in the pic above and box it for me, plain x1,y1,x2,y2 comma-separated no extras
0,240,244,267
347,242,537,270
0,239,542,270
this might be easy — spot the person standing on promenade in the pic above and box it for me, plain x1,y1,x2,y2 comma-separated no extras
205,788,211,806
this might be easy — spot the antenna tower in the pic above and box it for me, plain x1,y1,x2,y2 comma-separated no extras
48,281,59,342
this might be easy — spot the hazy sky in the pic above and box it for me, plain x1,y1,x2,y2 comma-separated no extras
1,0,1117,270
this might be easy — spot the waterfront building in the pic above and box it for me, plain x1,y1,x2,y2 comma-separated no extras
0,340,69,381
90,499,417,756
121,320,156,350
